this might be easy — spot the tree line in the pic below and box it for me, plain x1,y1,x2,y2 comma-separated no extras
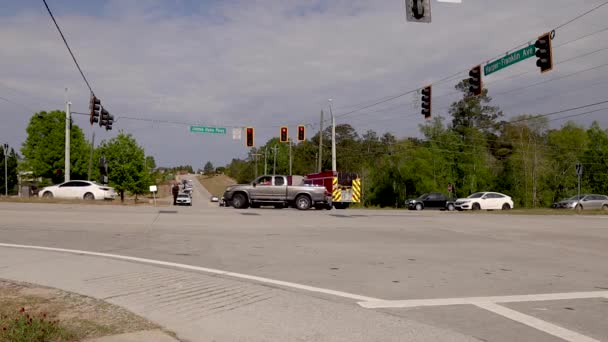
5,110,157,202
225,80,608,208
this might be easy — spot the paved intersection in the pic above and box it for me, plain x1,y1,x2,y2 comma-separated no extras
0,188,606,341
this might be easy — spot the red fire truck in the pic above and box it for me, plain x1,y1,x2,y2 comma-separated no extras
304,171,361,209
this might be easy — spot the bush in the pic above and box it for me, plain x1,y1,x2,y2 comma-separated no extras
0,307,74,342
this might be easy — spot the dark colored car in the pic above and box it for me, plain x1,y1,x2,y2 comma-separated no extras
406,192,455,211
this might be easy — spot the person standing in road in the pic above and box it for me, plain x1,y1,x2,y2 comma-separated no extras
172,182,179,205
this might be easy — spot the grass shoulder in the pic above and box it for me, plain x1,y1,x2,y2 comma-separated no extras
0,279,173,341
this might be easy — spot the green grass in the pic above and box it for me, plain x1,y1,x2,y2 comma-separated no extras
0,307,76,342
198,174,236,197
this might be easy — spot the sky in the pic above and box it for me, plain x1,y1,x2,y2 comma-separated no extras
1,0,608,169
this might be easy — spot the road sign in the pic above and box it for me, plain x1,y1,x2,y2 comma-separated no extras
405,0,431,23
447,183,453,193
484,45,536,76
190,126,226,134
232,128,242,140
576,163,583,176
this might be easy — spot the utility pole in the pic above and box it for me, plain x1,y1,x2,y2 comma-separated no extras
3,143,8,196
329,99,337,172
272,145,279,175
318,110,323,172
87,130,95,181
251,152,261,178
65,101,72,182
289,139,293,176
264,148,268,175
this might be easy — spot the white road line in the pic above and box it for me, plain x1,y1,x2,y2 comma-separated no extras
359,291,608,309
474,302,600,342
0,243,380,302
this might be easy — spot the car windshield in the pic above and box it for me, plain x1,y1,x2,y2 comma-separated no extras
417,193,429,199
178,194,189,198
567,195,584,201
467,193,485,199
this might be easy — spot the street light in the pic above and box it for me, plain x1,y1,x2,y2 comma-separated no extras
3,143,9,197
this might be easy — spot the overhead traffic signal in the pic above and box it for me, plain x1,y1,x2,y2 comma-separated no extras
280,126,289,143
420,85,432,119
535,32,553,74
105,114,114,131
99,107,110,127
297,125,305,141
468,65,483,97
89,95,100,125
246,127,254,147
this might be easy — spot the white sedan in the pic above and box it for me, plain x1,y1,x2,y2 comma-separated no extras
454,192,514,211
39,180,117,200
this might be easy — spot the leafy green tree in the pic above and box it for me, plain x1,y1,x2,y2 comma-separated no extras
0,146,19,195
21,111,89,183
96,132,149,202
544,122,588,202
204,161,215,175
145,156,156,171
449,80,504,136
582,122,608,195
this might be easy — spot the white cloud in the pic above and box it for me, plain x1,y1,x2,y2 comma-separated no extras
1,0,607,167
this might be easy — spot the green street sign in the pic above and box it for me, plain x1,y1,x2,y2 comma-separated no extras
190,126,226,134
484,45,536,76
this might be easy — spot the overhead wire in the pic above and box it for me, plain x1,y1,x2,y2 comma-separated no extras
42,0,94,95
324,1,608,122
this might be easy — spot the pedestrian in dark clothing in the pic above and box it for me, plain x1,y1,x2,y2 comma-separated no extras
172,182,179,205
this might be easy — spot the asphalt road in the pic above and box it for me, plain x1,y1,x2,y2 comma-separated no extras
1,188,607,341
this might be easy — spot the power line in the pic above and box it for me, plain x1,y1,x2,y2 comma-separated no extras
0,95,37,112
42,0,94,95
553,1,608,30
327,1,608,120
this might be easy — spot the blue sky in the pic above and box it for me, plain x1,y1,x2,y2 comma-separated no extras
1,0,608,169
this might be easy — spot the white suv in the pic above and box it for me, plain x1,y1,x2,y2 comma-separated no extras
39,181,117,200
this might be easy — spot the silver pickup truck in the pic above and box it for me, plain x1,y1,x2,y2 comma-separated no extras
223,175,332,210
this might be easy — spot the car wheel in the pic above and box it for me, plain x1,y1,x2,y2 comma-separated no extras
295,195,312,210
232,193,249,209
42,192,54,199
575,204,583,212
415,203,423,211
603,204,608,212
83,192,95,200
501,203,511,210
447,203,455,211
472,203,481,211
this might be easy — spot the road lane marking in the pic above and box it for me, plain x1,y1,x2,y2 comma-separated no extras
359,291,608,308
0,243,380,302
474,302,600,342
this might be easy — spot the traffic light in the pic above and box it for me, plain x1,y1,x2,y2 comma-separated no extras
105,114,114,131
468,65,483,97
535,32,553,74
297,125,305,141
99,107,110,127
89,95,100,125
280,126,289,143
420,85,432,119
246,127,254,147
